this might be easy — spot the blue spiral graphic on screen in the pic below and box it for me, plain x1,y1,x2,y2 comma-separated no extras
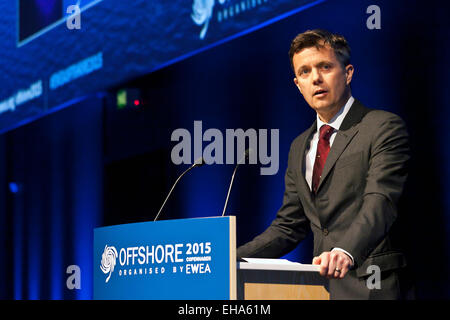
191,0,215,39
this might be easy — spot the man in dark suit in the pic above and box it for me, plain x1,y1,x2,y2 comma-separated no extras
237,29,412,299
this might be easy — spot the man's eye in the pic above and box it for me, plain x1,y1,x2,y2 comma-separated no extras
323,65,331,70
300,69,309,75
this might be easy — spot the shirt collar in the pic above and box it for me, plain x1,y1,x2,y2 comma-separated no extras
316,96,354,132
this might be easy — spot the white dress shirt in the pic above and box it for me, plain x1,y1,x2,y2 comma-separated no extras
304,96,355,264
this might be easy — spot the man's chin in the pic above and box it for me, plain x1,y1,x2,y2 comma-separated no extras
311,103,333,113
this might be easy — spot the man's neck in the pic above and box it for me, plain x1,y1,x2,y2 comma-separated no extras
317,91,352,123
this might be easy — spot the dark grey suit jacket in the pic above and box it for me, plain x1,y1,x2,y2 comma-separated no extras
237,99,411,299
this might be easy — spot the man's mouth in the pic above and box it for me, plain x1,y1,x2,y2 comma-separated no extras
313,89,328,97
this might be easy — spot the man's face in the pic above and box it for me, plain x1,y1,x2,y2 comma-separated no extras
292,44,353,121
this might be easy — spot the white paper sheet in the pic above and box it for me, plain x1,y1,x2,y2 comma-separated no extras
241,258,301,265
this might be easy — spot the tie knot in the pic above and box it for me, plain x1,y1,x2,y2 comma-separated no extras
319,125,334,141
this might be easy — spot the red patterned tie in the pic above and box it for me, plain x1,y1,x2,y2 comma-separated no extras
312,124,334,193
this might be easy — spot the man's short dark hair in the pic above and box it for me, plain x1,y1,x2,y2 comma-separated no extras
289,29,351,72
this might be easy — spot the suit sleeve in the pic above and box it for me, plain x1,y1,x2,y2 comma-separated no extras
335,113,410,267
237,142,310,258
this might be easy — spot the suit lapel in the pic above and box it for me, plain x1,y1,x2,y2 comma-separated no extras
297,121,316,199
316,99,370,193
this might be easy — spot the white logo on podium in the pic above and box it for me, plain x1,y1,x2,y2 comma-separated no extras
100,245,118,283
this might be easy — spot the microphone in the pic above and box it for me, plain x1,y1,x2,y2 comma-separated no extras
154,157,204,221
221,148,252,217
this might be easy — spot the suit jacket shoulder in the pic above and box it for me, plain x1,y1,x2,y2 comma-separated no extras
360,107,407,127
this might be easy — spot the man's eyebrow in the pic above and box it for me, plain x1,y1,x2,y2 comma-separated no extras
296,60,335,74
316,60,334,67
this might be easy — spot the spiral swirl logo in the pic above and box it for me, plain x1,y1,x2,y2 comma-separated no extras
100,245,118,283
191,0,218,39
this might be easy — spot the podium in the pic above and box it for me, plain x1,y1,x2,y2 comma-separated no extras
93,216,329,300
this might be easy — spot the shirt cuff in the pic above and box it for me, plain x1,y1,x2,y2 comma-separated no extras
331,247,354,265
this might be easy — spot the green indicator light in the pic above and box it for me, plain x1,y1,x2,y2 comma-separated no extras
117,89,127,109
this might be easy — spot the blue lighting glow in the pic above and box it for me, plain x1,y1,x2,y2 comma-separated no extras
9,182,19,193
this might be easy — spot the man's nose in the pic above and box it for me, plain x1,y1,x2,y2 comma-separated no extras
312,68,322,84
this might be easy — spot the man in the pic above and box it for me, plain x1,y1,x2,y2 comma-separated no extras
237,29,412,299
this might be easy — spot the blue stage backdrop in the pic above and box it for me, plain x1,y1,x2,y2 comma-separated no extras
0,0,449,299
0,96,103,299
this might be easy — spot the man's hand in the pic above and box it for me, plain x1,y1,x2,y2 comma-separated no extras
312,251,353,279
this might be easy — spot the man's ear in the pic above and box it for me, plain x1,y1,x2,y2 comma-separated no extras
293,77,302,94
345,64,354,85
